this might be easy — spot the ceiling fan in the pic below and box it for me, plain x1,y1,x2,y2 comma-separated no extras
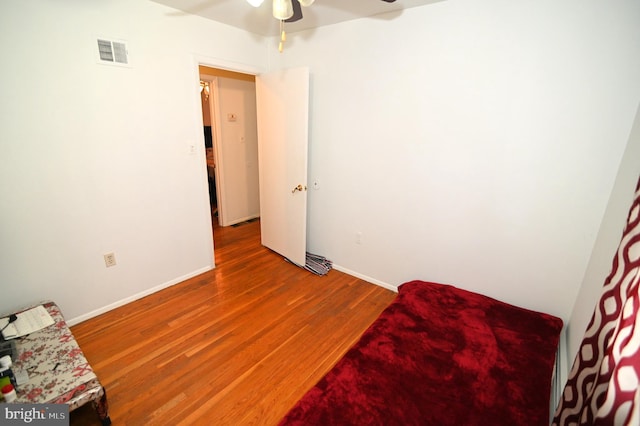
247,0,397,51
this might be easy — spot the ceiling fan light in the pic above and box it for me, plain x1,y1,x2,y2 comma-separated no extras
298,0,314,6
247,0,264,7
272,0,294,20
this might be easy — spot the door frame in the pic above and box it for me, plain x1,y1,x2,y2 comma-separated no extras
192,56,265,260
199,75,226,226
198,67,262,229
194,55,310,266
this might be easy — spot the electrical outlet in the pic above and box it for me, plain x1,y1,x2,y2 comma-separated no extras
104,253,117,268
356,232,363,245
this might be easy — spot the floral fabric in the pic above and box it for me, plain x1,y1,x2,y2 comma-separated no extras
9,302,107,414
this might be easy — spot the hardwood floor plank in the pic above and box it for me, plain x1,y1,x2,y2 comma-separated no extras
70,218,396,425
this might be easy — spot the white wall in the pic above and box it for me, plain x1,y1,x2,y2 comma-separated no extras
0,0,267,321
1,0,639,330
212,77,260,226
272,0,640,320
566,103,640,361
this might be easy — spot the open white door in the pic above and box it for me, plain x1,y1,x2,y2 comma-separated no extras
256,67,309,266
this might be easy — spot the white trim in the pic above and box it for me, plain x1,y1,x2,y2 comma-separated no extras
193,54,265,77
332,264,398,293
66,266,213,326
208,76,227,226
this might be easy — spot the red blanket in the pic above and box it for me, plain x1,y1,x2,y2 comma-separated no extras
280,280,563,425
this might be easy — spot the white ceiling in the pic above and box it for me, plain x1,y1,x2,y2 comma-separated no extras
151,0,442,37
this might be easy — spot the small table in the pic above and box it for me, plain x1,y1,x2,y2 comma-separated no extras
6,302,111,425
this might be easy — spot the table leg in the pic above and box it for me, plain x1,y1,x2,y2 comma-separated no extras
92,387,111,426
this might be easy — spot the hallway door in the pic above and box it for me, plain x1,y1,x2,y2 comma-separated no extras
256,67,310,266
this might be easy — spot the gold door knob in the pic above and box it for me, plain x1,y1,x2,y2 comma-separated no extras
292,184,307,194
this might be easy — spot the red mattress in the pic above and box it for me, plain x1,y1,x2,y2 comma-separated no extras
280,280,563,426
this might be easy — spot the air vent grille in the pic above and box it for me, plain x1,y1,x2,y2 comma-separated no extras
112,42,127,64
96,38,129,66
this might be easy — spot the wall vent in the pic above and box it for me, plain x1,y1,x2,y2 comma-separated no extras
96,38,130,67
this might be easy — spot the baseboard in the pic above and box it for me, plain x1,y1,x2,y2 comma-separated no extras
67,263,395,325
222,214,260,227
66,265,213,326
332,264,398,293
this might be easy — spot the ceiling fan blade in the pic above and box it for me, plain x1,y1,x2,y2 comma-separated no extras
381,0,397,2
285,0,303,23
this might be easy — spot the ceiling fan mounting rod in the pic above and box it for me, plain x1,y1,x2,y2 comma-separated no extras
279,20,286,53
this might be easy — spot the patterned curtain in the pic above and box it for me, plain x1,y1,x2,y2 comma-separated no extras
553,176,640,425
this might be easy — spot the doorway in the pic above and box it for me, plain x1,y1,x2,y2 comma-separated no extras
198,66,261,259
199,79,218,219
195,61,311,268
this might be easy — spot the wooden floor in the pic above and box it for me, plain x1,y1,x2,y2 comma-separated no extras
70,216,396,425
